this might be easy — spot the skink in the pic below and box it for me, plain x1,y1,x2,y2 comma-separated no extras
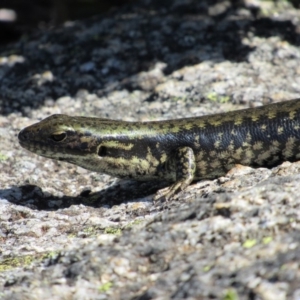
18,98,300,201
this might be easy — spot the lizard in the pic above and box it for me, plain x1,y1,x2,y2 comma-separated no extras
18,98,300,201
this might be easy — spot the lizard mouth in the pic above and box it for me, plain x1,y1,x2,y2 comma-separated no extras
18,139,31,150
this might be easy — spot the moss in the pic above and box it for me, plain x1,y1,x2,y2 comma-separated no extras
0,252,59,272
42,251,59,260
206,92,230,103
0,153,8,162
124,219,145,229
242,239,257,248
83,226,99,234
104,227,122,235
0,255,38,272
83,225,113,236
223,289,238,300
262,236,273,244
98,282,113,293
203,265,211,272
170,96,188,102
67,233,77,238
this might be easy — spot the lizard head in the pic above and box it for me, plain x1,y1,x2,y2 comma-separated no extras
18,114,146,177
18,114,108,164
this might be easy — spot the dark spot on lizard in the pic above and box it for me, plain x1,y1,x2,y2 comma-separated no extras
98,146,107,157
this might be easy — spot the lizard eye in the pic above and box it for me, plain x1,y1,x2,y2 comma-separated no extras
50,132,66,142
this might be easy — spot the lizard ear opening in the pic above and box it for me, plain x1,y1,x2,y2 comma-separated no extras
98,146,107,157
50,132,66,142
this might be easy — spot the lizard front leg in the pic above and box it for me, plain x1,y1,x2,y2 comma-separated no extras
154,146,196,202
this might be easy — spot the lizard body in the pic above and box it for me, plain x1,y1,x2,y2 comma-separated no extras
18,98,300,200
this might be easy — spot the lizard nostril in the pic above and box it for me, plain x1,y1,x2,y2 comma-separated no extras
18,128,33,141
18,129,26,140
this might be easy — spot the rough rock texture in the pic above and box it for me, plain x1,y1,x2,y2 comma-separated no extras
1,0,300,299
